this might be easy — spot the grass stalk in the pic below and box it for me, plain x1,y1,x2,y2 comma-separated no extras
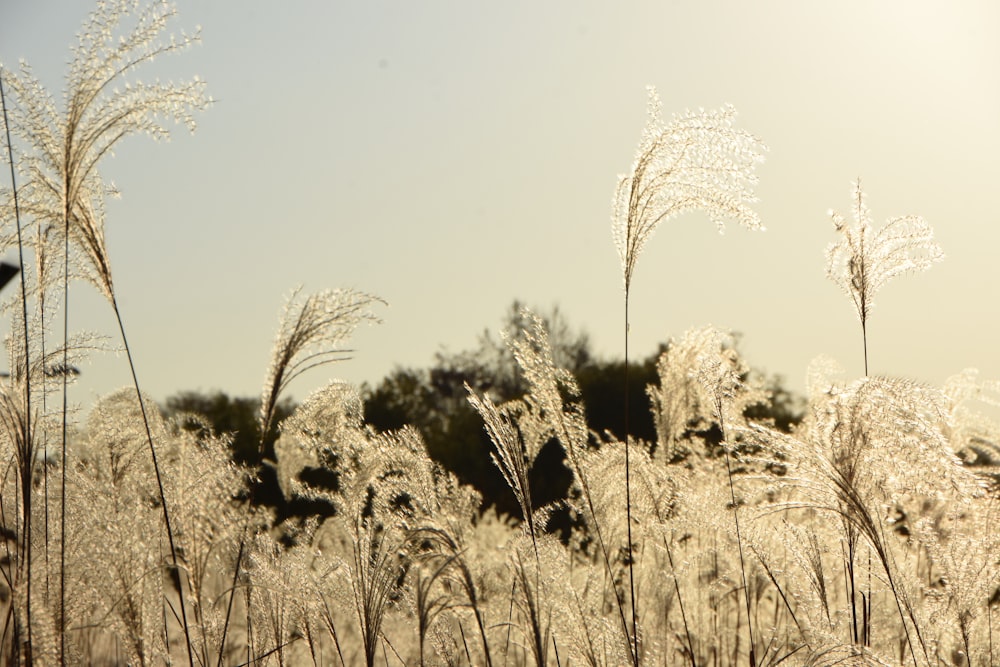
990,604,994,667
412,527,493,667
108,294,195,666
59,190,68,667
623,291,638,665
36,228,49,609
1,67,34,664
503,579,515,667
829,468,925,666
723,446,755,666
716,405,755,667
513,549,549,667
319,593,347,667
662,534,697,667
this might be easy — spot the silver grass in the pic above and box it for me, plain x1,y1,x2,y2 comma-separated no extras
405,554,449,667
72,389,174,666
345,518,405,667
913,500,1000,665
259,287,384,449
777,521,837,640
646,327,720,459
222,287,381,665
466,311,588,544
406,520,492,667
465,389,538,540
942,369,1000,479
612,89,765,663
691,328,761,666
822,377,982,503
272,381,367,507
276,387,474,665
5,4,210,660
633,453,701,666
2,0,208,302
825,180,944,374
367,427,441,526
756,375,983,507
802,644,896,666
612,87,767,293
506,533,567,667
660,463,754,663
245,527,318,666
745,376,987,663
0,304,101,663
648,326,768,460
268,398,429,665
300,533,349,667
159,418,249,665
561,566,630,667
468,311,637,659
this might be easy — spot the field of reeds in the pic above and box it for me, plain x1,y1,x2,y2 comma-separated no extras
1,2,998,666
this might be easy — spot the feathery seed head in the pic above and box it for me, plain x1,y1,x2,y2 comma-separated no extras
3,0,209,304
612,87,766,292
825,180,944,328
259,286,384,442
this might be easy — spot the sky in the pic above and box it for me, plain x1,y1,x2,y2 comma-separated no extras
1,0,999,409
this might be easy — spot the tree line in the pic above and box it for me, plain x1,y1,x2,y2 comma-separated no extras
163,302,804,531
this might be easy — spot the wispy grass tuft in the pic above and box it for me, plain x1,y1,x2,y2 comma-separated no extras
825,179,944,376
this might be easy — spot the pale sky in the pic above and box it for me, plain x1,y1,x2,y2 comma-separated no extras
2,1,999,407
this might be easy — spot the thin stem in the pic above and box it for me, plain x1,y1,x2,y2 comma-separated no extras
842,537,857,645
719,408,755,667
989,604,994,667
216,536,244,667
865,549,871,647
218,396,278,666
1,68,33,662
663,534,697,667
623,290,638,665
39,251,49,607
862,321,868,377
60,181,69,667
110,293,195,666
503,579,515,667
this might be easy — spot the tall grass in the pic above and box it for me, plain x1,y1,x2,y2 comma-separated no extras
2,1,209,662
1,4,998,666
824,179,944,376
611,86,766,665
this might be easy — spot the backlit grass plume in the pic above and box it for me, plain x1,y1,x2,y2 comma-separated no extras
3,2,209,660
611,86,766,664
825,180,944,375
258,287,385,448
612,87,767,294
217,287,384,664
3,0,208,302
